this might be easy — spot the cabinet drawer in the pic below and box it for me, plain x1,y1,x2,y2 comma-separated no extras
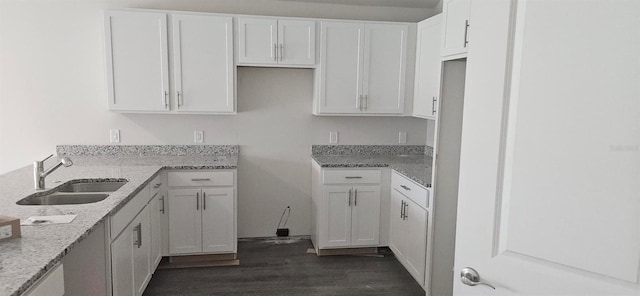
167,171,234,187
392,171,429,209
149,174,162,197
322,169,381,184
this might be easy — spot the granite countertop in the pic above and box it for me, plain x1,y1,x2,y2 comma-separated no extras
311,154,433,188
0,153,237,296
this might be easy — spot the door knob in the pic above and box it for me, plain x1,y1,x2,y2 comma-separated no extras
460,267,496,290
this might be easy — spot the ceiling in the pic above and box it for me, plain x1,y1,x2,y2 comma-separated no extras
276,0,440,9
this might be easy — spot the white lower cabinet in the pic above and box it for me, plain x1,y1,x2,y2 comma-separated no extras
110,178,164,296
111,202,151,296
311,164,382,251
389,171,431,287
149,190,163,270
167,170,237,255
23,264,64,296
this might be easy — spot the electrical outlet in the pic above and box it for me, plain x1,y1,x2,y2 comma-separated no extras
109,130,120,143
398,132,407,144
194,131,204,143
329,131,338,144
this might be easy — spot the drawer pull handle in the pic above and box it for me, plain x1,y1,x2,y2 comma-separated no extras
400,185,411,191
345,176,362,179
153,183,162,189
191,178,211,182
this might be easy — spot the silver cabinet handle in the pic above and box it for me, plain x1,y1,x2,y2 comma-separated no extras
274,43,278,61
400,185,411,191
348,189,352,206
133,224,139,247
163,90,168,108
196,192,199,210
345,176,362,179
357,95,362,111
464,20,470,48
191,178,211,182
461,267,495,289
363,94,368,111
177,90,182,108
403,202,408,220
159,196,165,214
138,223,142,247
432,97,437,115
133,223,142,248
279,44,284,61
400,200,405,218
354,189,358,206
203,192,206,210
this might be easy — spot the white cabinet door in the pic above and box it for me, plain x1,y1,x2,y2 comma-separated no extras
132,206,151,296
413,15,442,120
389,190,407,259
149,192,162,270
168,189,202,254
201,187,236,253
404,200,427,285
171,14,234,113
317,22,364,114
350,185,381,246
278,20,315,66
111,224,134,296
441,0,470,59
237,18,277,64
321,185,353,247
362,24,407,114
105,10,169,112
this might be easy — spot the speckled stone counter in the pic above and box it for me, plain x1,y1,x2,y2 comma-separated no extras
0,146,237,296
311,145,433,188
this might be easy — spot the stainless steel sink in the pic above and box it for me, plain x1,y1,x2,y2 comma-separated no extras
16,178,128,206
57,181,127,193
16,193,109,205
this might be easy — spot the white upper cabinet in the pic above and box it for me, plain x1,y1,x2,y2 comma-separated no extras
315,21,408,115
413,15,442,120
104,10,235,114
104,10,170,112
441,0,470,59
171,14,234,113
237,17,315,66
316,22,363,114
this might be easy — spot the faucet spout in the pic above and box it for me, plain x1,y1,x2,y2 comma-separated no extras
34,155,73,190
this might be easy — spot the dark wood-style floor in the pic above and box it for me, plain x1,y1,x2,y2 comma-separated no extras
144,238,424,296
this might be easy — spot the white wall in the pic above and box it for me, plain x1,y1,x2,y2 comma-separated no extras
0,0,432,237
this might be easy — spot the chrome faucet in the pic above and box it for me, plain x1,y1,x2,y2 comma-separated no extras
34,154,73,190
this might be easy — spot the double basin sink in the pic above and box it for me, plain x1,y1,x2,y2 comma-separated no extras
17,179,128,205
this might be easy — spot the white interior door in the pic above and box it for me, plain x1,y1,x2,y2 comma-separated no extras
454,1,640,295
172,14,234,113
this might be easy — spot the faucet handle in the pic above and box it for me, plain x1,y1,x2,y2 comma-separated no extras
41,154,54,162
